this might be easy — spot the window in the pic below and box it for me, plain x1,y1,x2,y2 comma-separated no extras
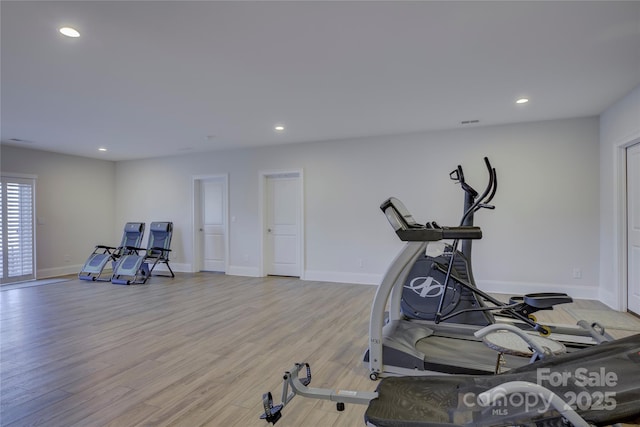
1,175,36,284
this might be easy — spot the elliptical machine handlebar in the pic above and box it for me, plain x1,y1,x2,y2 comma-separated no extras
458,157,497,226
450,166,479,198
482,157,498,205
477,158,498,211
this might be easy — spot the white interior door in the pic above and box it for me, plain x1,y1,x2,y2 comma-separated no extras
628,143,640,314
266,174,300,277
201,178,226,272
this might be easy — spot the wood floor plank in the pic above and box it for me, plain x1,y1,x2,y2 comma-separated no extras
0,388,72,426
4,386,133,427
1,273,638,427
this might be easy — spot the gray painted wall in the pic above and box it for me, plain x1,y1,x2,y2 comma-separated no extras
113,116,600,297
0,145,116,277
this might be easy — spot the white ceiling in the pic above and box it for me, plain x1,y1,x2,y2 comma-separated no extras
2,1,639,161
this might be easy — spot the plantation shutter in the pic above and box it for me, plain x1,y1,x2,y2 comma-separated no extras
1,175,36,284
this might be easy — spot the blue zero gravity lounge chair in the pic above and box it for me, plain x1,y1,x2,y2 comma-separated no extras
111,221,174,285
78,222,145,281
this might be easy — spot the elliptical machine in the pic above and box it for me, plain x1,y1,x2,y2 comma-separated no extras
400,158,498,325
399,157,574,326
363,159,611,379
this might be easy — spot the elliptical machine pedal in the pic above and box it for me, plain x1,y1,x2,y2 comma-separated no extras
506,293,574,317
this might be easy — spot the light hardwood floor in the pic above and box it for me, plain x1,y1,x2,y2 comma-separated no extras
1,273,638,427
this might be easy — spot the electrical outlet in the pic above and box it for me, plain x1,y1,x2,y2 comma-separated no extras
572,268,582,279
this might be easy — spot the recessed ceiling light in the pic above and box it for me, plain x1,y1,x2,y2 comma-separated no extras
98,147,107,152
516,98,529,104
274,125,285,132
59,27,80,38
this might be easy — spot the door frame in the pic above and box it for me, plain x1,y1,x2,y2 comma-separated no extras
613,134,640,311
258,169,304,278
622,139,640,313
191,174,229,273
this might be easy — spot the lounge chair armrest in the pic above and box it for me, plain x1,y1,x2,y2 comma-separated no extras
120,245,145,254
95,245,116,250
147,247,172,257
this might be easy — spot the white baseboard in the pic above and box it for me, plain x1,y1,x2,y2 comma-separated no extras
152,262,190,274
303,270,381,285
37,265,82,279
226,265,261,277
38,262,191,280
477,279,599,300
597,288,621,310
40,264,599,302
